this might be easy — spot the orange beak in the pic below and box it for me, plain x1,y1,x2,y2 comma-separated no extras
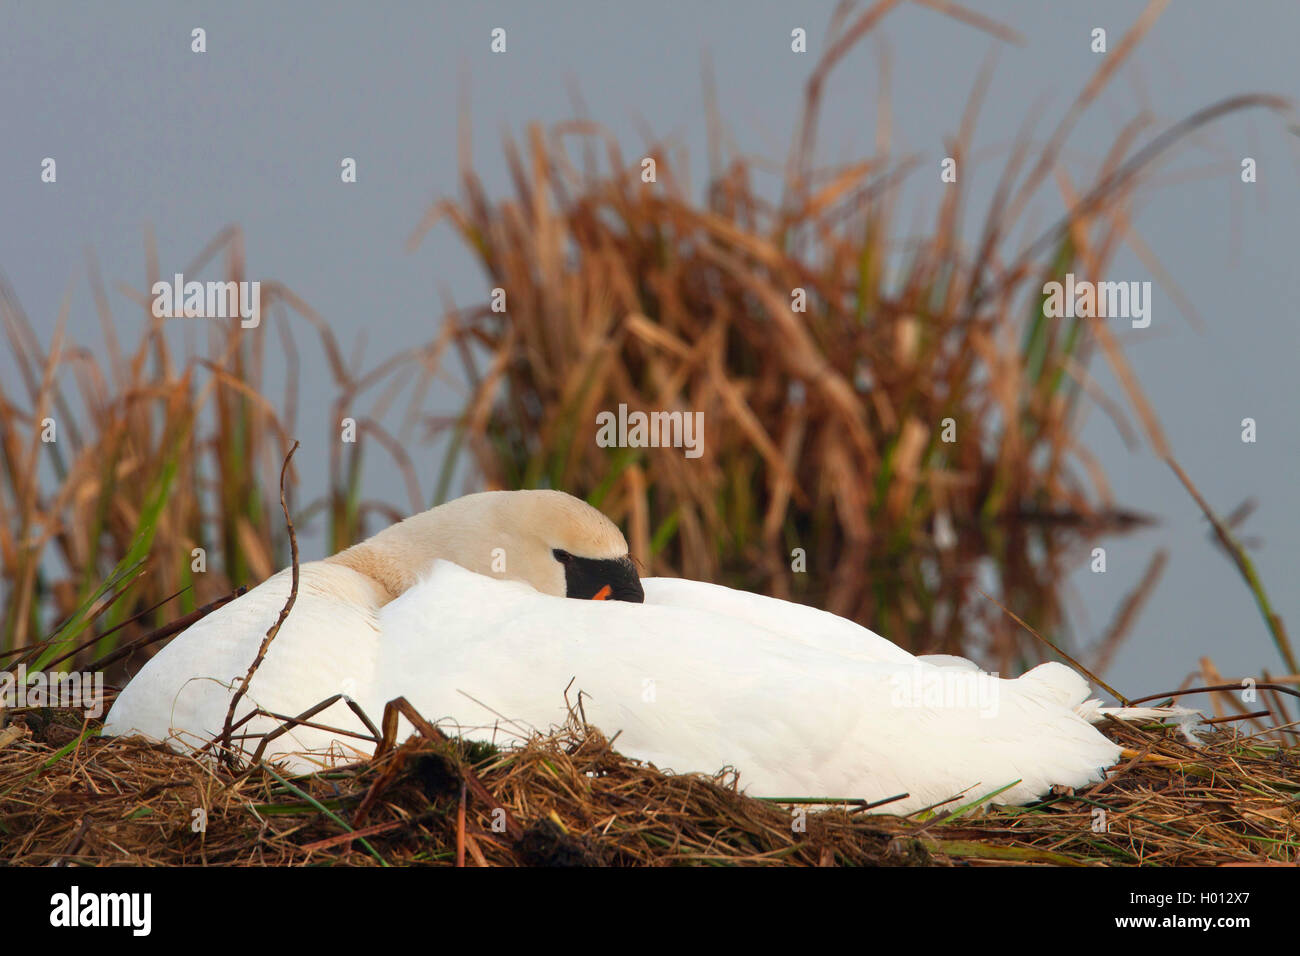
591,584,612,601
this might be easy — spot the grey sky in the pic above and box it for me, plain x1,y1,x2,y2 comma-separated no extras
3,1,1297,692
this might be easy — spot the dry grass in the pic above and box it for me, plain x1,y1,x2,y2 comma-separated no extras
406,1,1293,668
0,700,1295,866
0,230,438,678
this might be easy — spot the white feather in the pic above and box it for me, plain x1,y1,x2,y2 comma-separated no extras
104,559,1197,814
371,562,1127,813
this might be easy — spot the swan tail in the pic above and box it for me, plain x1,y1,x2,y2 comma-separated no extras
1074,700,1206,744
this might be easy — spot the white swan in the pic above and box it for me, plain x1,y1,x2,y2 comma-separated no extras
103,490,642,766
104,490,1186,814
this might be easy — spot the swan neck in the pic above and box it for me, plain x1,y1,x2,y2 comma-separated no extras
322,509,458,604
323,542,409,605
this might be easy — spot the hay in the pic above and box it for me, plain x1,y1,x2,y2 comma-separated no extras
2,702,1295,866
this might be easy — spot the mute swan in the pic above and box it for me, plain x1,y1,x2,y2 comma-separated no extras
102,490,643,763
103,490,1191,815
378,561,1193,813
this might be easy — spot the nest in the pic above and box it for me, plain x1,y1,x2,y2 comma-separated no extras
1,704,1296,866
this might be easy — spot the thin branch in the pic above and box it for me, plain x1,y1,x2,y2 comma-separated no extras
218,440,301,770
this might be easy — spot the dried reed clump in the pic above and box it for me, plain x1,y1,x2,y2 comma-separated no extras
0,228,440,675
407,5,1292,666
0,701,1295,867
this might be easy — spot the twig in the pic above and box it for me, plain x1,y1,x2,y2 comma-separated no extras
1126,681,1300,706
375,696,524,843
218,441,300,770
976,586,1130,705
43,587,188,671
456,780,467,867
300,818,405,853
261,764,388,866
48,817,89,867
0,586,187,668
1202,711,1272,726
83,587,248,675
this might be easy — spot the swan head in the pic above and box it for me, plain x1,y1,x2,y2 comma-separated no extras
327,489,644,603
493,489,643,602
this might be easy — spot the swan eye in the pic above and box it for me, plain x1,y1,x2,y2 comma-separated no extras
552,548,574,563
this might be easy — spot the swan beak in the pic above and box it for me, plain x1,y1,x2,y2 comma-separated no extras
564,554,645,603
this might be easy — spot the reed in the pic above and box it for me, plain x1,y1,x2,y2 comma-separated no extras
405,2,1291,669
0,230,428,674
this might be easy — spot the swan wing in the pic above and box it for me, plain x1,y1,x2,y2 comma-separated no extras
376,563,1119,812
103,562,381,768
643,576,922,666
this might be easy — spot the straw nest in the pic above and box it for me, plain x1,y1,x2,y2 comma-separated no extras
1,702,1295,867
